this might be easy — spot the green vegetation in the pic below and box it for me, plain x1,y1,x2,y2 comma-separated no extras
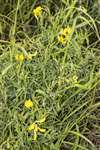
0,0,100,149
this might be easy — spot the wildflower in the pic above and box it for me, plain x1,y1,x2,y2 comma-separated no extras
24,99,33,108
58,35,66,45
28,123,36,131
58,27,73,45
19,54,24,61
33,6,42,18
15,54,24,62
28,123,38,141
28,123,46,133
28,120,46,141
63,27,73,36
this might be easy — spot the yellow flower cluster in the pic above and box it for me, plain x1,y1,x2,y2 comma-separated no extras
24,99,46,141
28,122,46,141
33,6,42,18
58,27,73,45
15,53,32,62
24,99,33,108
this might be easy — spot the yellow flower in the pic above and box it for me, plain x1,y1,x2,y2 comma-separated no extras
58,35,66,45
63,27,73,36
28,123,46,133
28,122,46,141
33,6,42,18
15,54,24,61
28,123,35,131
58,27,73,45
19,54,24,61
24,99,33,108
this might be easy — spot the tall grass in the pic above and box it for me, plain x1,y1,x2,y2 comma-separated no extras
0,0,100,150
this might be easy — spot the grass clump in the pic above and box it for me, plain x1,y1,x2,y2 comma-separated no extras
0,0,100,150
